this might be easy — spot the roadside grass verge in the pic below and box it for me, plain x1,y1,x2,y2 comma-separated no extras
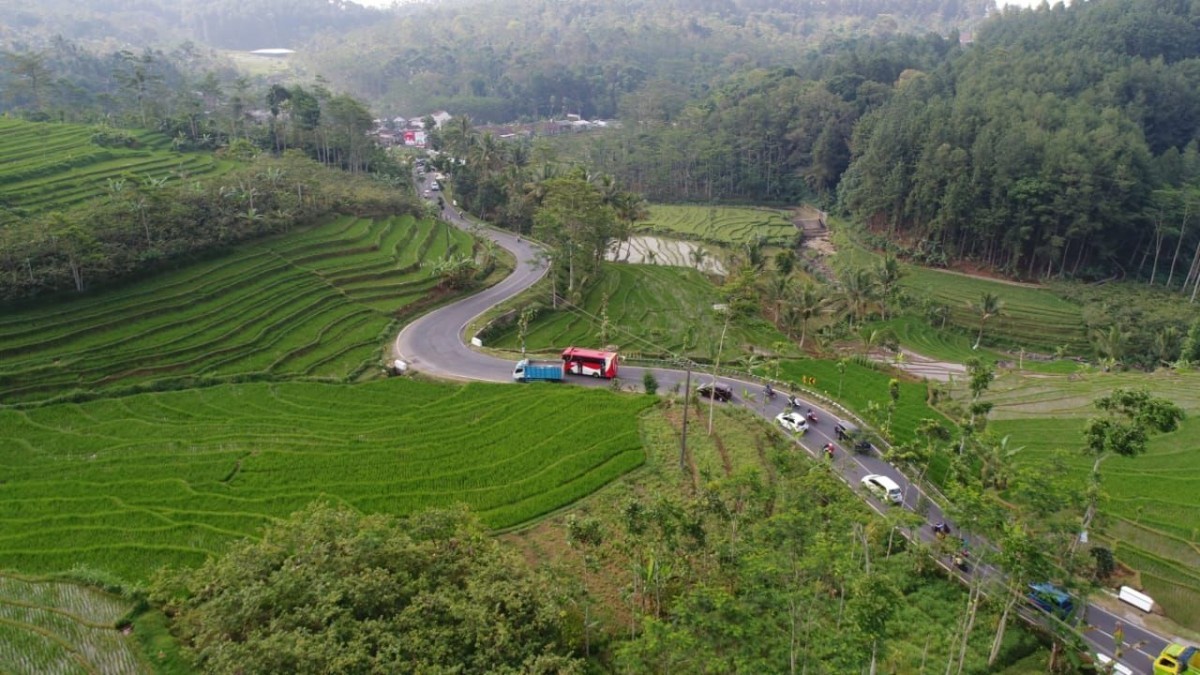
0,215,476,403
773,358,947,446
0,379,655,583
488,263,795,363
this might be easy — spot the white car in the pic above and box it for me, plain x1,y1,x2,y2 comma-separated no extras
775,411,809,434
861,474,903,504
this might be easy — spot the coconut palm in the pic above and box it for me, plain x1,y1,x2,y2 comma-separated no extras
838,266,879,328
970,291,1004,350
874,255,903,318
1092,324,1130,367
785,281,829,348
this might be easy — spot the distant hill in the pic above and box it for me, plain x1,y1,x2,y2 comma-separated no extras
0,0,382,51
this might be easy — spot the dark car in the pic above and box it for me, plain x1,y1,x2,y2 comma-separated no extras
834,420,873,452
696,381,733,402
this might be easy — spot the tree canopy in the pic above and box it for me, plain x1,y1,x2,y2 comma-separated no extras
152,504,583,675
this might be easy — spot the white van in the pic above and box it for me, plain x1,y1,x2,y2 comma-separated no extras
861,474,903,504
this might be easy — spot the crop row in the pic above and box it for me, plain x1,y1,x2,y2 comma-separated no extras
0,118,222,214
0,574,148,674
640,204,798,245
0,216,473,402
0,379,655,581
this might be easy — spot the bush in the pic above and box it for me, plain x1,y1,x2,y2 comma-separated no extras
89,128,140,148
643,371,659,395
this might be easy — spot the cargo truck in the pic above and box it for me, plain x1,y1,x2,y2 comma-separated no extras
513,359,564,382
1155,644,1200,675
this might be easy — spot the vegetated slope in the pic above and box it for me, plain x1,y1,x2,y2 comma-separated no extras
639,204,798,246
0,119,226,215
837,238,1088,353
305,0,986,121
0,215,473,403
840,0,1200,282
985,370,1200,629
0,573,147,674
0,379,654,583
489,263,792,362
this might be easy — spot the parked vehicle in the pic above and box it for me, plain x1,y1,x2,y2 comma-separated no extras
1154,643,1200,675
775,411,809,434
861,474,903,504
561,346,619,378
512,359,564,382
1026,582,1075,620
696,381,733,402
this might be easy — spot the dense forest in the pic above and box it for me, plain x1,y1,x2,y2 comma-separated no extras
0,0,380,51
304,0,992,121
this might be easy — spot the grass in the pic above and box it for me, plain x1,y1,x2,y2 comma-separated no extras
867,315,1081,374
978,368,1200,630
0,215,476,403
834,233,1088,354
488,263,795,363
0,118,230,215
772,358,946,446
0,378,656,584
638,204,799,246
0,573,148,674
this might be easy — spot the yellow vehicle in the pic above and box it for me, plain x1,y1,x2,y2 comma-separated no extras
1154,644,1200,675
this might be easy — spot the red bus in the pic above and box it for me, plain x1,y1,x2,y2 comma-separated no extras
561,347,619,379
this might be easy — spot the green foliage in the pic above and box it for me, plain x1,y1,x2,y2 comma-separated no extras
152,504,582,674
0,573,148,674
490,263,791,363
775,359,944,445
0,379,655,582
0,214,474,402
642,370,658,395
839,0,1200,282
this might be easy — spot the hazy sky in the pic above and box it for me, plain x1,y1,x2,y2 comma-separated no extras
352,0,1055,9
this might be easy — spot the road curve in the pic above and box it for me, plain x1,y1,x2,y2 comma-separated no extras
394,187,1170,674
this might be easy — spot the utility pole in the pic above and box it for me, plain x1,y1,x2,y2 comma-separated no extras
680,365,692,473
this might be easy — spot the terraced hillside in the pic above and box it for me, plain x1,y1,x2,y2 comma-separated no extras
0,118,228,214
0,574,147,674
490,263,793,362
639,204,797,245
0,379,655,582
984,370,1200,628
0,215,474,403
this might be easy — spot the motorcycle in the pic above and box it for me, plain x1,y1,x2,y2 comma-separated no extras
823,442,836,459
764,385,776,400
786,394,799,409
806,408,818,425
931,522,952,539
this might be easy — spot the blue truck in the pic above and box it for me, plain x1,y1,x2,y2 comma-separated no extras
512,359,564,382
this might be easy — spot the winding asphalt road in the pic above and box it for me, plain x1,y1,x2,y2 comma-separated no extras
394,183,1173,674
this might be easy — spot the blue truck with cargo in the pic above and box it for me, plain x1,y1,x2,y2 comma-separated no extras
512,359,564,382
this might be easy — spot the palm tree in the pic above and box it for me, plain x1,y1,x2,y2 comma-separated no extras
1092,325,1130,368
787,281,828,348
689,246,709,272
970,291,1004,350
874,255,903,319
839,266,879,328
1153,326,1181,365
763,272,793,324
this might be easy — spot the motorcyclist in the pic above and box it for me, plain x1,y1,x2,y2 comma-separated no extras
764,383,774,399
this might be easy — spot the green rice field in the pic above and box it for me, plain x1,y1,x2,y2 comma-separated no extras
0,379,655,583
984,369,1200,629
638,204,798,245
0,215,474,403
0,573,147,674
0,118,229,214
490,263,793,362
